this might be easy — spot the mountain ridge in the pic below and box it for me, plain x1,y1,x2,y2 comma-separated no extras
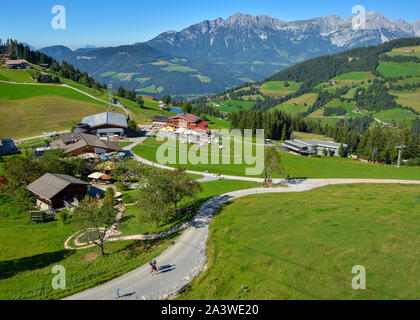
40,43,242,98
146,11,419,81
40,12,419,98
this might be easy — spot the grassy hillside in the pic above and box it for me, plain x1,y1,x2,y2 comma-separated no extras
0,68,37,83
281,152,420,180
207,40,420,127
0,80,120,138
374,108,417,125
386,46,420,58
272,93,318,115
210,100,256,113
0,193,176,300
0,81,105,103
0,95,114,139
391,89,420,112
206,115,231,130
118,180,260,236
261,81,301,97
332,71,377,82
0,67,175,138
377,61,420,78
180,184,420,300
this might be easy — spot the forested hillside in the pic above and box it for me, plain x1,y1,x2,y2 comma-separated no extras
189,38,420,165
268,37,420,92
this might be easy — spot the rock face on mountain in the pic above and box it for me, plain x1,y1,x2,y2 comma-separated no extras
41,12,418,98
412,21,420,36
147,12,418,80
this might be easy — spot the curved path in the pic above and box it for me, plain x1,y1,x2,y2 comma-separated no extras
64,179,420,300
0,80,129,116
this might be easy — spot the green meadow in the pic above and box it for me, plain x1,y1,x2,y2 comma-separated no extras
281,151,420,180
377,61,420,78
374,108,417,125
272,93,318,115
0,194,178,300
0,81,104,103
180,184,420,300
386,46,420,58
205,115,231,130
0,68,37,83
132,137,420,180
0,82,117,138
211,100,256,113
132,137,275,178
161,65,197,73
118,180,261,236
332,71,376,82
390,89,420,112
261,81,301,97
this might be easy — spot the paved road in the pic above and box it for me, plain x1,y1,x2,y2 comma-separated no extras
64,178,420,300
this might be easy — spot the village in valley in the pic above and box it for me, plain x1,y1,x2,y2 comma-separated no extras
0,4,420,303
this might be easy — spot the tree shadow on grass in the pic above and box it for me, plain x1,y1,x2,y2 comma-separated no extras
113,231,181,255
158,194,234,231
119,214,134,224
0,250,74,280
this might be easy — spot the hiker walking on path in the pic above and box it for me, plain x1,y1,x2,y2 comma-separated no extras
115,289,120,299
149,258,158,275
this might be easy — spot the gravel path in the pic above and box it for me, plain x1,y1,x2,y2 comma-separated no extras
64,178,420,300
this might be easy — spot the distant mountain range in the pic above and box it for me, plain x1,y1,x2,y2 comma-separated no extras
40,43,241,98
40,12,420,98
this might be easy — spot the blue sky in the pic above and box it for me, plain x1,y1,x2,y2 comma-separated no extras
0,0,418,50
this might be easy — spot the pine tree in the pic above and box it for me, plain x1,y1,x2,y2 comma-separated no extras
281,125,288,141
338,144,347,158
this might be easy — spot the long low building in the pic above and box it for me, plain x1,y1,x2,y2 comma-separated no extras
51,132,124,156
282,139,347,157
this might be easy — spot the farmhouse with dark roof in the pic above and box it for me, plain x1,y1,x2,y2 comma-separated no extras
27,173,89,211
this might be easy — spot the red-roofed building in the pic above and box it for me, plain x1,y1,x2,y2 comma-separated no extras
151,113,210,133
170,113,209,131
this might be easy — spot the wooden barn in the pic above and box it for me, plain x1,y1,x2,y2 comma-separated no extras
27,173,89,211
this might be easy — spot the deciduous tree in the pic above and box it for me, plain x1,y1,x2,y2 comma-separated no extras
73,197,117,255
264,148,284,186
